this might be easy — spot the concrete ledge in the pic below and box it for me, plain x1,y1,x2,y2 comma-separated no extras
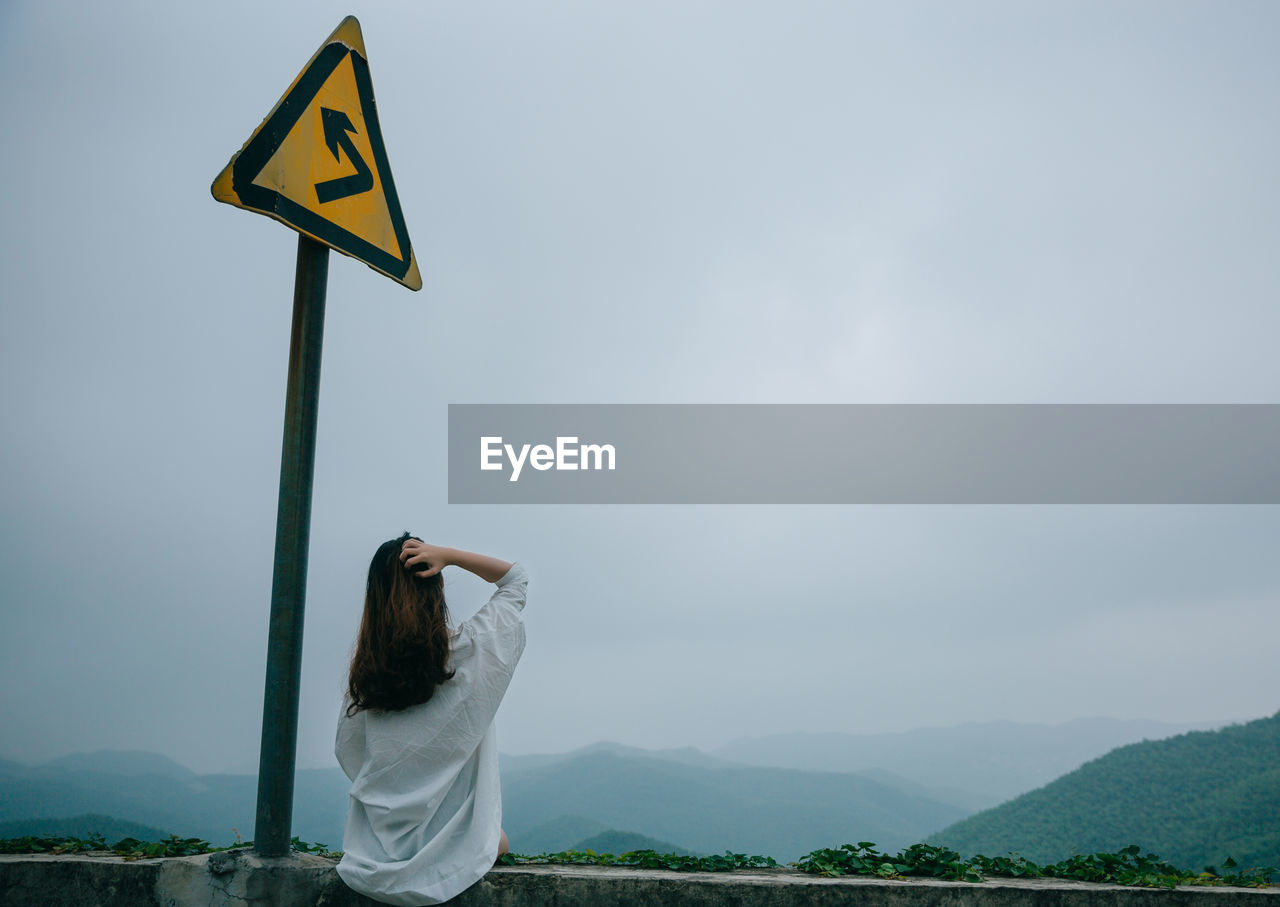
1,852,1276,906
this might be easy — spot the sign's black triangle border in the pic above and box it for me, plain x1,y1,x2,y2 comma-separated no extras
231,43,414,282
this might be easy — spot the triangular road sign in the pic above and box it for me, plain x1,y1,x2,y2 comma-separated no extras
212,16,421,291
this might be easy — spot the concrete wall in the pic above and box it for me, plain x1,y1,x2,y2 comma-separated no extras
1,851,1276,906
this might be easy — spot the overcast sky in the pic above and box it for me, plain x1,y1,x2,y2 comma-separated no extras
1,1,1277,775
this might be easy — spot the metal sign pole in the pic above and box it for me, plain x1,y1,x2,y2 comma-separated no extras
254,234,330,857
213,17,417,854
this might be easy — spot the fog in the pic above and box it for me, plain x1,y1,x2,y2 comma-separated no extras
1,1,1277,774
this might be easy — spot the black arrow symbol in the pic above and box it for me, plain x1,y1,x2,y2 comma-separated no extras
314,108,374,204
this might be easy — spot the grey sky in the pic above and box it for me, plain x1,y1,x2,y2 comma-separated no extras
1,1,1277,774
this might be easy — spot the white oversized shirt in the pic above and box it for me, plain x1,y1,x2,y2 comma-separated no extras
335,563,528,906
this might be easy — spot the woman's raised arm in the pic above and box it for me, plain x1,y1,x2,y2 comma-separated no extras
400,539,514,584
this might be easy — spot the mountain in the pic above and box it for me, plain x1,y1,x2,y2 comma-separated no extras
572,829,694,856
43,720,1240,862
0,813,173,843
502,741,741,776
928,711,1280,872
713,717,1235,810
0,753,349,848
42,751,194,780
501,749,969,861
0,745,966,859
506,813,694,856
512,814,609,854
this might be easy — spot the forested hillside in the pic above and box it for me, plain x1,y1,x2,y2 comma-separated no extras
930,711,1280,871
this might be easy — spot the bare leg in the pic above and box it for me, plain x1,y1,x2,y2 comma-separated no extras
497,828,510,858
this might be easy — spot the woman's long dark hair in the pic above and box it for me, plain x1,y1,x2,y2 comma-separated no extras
346,533,456,715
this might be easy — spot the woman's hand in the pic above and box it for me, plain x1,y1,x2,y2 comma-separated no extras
400,539,453,578
401,539,514,584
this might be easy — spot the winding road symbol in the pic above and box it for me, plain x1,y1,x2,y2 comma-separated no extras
315,108,374,204
210,16,420,290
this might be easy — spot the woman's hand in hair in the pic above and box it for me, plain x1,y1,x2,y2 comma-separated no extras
403,540,515,584
401,539,452,578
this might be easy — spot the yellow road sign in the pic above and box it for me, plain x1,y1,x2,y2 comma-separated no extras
212,16,421,290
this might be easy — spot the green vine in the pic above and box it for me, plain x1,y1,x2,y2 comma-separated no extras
0,833,338,861
794,842,1275,889
2,834,1273,887
498,849,777,872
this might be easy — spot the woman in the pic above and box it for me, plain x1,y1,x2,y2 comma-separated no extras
334,533,528,906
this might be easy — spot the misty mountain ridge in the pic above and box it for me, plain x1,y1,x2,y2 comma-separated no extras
0,752,345,848
713,715,1238,810
502,748,968,860
41,750,195,780
0,743,966,858
0,715,1251,860
501,740,739,775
